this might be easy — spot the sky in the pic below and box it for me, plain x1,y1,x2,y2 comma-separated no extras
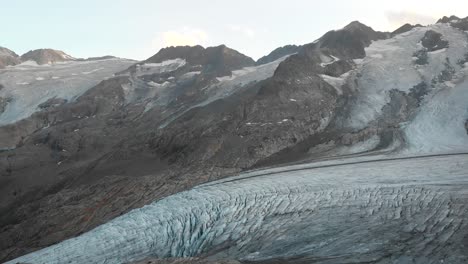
1,0,468,61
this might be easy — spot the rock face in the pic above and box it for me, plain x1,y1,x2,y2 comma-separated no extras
20,48,75,64
391,23,422,36
437,15,468,31
421,30,449,51
2,19,468,263
256,45,302,65
145,45,255,76
0,47,21,68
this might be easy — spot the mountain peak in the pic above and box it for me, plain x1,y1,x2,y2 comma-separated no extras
343,20,370,31
0,46,21,68
437,15,461,24
20,48,75,65
145,44,254,76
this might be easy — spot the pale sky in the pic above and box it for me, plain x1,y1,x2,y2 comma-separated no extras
1,0,467,60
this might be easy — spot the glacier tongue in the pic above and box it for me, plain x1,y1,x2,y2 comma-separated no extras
8,154,468,264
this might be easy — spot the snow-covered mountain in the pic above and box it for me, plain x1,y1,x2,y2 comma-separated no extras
2,16,468,264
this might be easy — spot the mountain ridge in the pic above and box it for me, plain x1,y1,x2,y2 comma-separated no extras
2,15,468,263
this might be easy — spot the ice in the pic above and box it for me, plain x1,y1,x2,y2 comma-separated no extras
0,58,135,125
319,72,349,95
135,58,186,77
346,24,468,130
319,54,340,67
158,55,290,129
8,154,468,264
403,76,468,154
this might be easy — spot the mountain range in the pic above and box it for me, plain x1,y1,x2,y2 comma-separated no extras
1,15,468,264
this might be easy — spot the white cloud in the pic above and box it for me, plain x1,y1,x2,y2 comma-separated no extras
228,24,256,38
152,27,208,52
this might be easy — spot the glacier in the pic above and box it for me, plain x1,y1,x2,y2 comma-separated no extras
5,23,468,264
7,154,468,264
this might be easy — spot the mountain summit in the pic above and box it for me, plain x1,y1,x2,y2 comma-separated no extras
20,48,75,65
145,44,255,76
0,46,21,68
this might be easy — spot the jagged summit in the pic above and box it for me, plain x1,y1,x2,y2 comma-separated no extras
391,23,423,36
256,45,301,65
20,48,75,65
437,15,461,24
341,20,389,45
145,44,255,76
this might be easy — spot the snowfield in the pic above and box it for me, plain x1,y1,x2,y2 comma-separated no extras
346,24,468,130
0,58,135,125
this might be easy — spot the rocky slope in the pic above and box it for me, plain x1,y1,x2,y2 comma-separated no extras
20,48,75,65
2,16,468,263
0,47,21,68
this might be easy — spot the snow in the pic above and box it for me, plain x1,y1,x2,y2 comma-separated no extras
428,48,447,54
158,55,290,129
135,59,186,77
8,153,468,264
319,54,340,67
0,58,135,125
403,77,468,154
320,72,349,95
346,24,468,130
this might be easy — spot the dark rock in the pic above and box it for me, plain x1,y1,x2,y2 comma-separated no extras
317,21,388,60
20,49,74,65
256,45,302,65
38,97,68,110
0,47,21,68
323,60,354,77
433,58,456,84
145,45,255,77
391,23,422,36
421,30,449,51
409,82,429,105
413,49,429,65
450,17,468,31
437,15,461,24
0,97,12,114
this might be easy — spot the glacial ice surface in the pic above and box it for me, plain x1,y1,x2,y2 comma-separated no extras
8,154,468,264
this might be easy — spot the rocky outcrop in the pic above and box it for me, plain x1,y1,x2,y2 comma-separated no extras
256,45,302,65
0,47,21,68
391,23,422,36
20,49,74,64
437,15,461,24
437,15,468,31
421,30,449,51
145,45,255,76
